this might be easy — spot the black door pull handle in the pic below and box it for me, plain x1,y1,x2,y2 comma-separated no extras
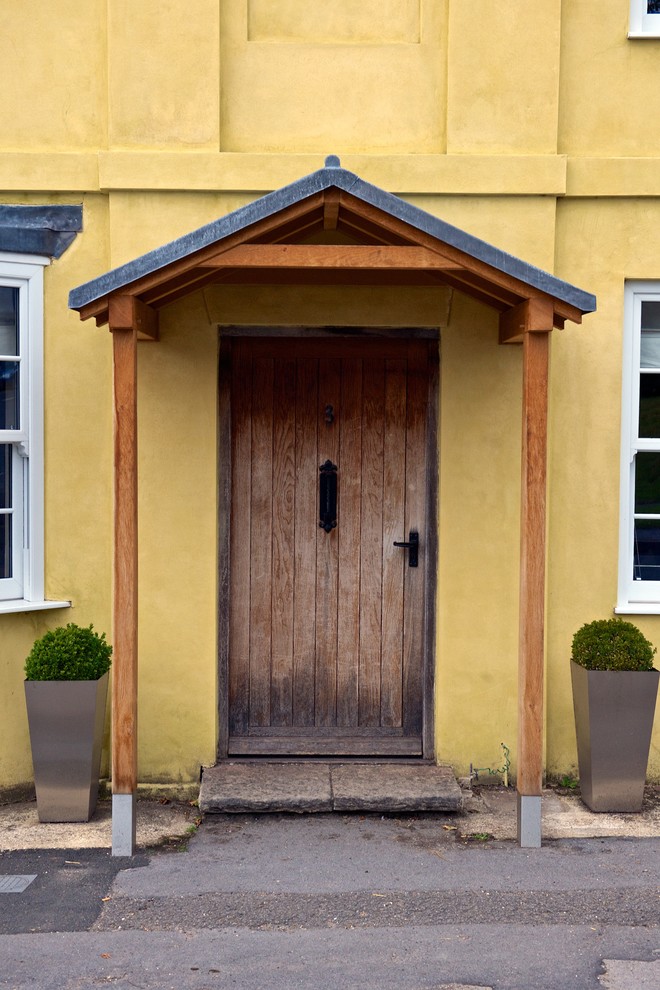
319,459,338,533
393,530,419,567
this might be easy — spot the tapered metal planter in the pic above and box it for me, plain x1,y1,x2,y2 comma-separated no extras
571,660,659,813
24,673,109,822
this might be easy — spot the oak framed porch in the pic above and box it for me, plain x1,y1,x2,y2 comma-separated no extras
69,157,596,855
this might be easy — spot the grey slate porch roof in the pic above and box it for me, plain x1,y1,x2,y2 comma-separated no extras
69,156,596,320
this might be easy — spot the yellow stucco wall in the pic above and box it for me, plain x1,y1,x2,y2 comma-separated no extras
1,1,659,794
548,198,660,779
559,3,660,157
0,191,114,790
0,2,108,151
447,1,562,155
136,295,219,783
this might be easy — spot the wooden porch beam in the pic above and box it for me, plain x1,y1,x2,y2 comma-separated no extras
110,323,138,856
77,297,109,325
323,188,340,231
197,244,464,271
517,327,549,848
108,294,159,341
499,297,554,344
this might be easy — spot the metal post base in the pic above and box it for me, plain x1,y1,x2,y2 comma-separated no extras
517,793,542,848
112,792,137,857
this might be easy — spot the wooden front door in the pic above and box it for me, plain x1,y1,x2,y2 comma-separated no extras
226,336,434,756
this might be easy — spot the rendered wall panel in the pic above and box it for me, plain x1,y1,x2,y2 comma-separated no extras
108,0,220,149
447,1,562,155
220,0,446,154
0,1,107,151
248,0,420,44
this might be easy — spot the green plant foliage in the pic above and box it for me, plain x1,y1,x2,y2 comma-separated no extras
24,623,112,681
571,618,656,672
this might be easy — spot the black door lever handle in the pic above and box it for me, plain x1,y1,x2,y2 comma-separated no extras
393,530,419,567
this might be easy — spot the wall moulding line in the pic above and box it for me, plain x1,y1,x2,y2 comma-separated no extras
3,153,660,199
1,153,564,196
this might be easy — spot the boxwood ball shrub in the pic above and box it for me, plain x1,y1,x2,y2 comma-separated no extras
25,623,112,681
571,618,656,672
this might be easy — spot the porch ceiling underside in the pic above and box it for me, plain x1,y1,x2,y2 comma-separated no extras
69,161,596,340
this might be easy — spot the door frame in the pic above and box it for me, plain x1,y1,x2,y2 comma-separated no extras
216,326,439,761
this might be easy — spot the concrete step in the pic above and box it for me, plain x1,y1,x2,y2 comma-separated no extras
199,762,463,814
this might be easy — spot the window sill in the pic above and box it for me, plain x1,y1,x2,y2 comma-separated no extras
615,602,660,615
0,599,71,615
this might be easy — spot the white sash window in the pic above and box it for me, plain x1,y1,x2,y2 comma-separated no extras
618,282,660,611
0,255,45,605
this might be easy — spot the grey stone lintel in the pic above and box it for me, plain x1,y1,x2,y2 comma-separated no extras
0,205,82,259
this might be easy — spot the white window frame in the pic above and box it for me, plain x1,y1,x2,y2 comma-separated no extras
629,0,660,37
617,281,660,613
0,252,69,613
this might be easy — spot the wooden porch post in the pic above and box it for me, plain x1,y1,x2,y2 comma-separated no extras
517,319,550,847
109,299,139,856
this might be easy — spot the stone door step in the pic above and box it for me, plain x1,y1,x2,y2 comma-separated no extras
199,762,463,814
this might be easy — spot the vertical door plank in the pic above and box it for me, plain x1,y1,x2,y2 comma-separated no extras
359,358,385,726
293,357,318,725
271,359,296,725
337,357,362,727
381,358,406,727
403,341,427,734
249,356,274,727
228,341,252,735
315,358,340,726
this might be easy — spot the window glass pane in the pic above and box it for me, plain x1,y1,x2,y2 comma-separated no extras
633,519,660,581
641,330,660,368
641,300,660,331
0,361,19,429
0,444,10,510
639,374,660,436
0,287,18,356
0,446,11,578
0,514,11,579
648,1,660,13
635,452,660,514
